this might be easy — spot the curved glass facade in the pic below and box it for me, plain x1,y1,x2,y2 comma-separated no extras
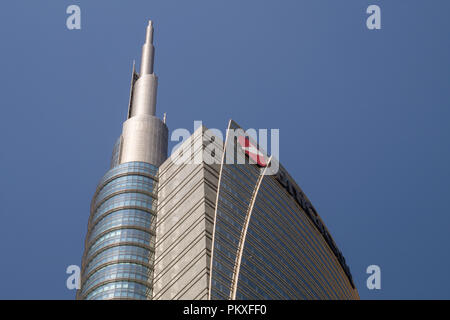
208,120,359,300
235,172,357,299
210,163,260,299
78,162,157,300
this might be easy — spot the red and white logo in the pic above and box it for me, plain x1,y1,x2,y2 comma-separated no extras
237,136,267,167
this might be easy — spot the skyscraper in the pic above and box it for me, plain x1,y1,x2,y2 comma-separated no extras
78,21,359,300
153,122,358,300
77,21,166,300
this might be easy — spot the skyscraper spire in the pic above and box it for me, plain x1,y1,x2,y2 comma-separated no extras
119,20,168,167
140,20,155,75
128,20,158,117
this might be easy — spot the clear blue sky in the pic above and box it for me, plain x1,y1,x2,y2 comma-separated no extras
0,0,449,299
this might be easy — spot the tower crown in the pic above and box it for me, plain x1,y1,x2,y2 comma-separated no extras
119,20,168,167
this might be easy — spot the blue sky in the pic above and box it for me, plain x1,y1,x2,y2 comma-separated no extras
0,0,449,299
